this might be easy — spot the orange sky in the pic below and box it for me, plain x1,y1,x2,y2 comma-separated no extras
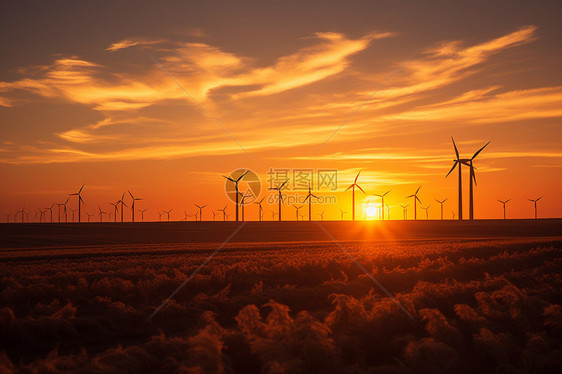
0,1,561,221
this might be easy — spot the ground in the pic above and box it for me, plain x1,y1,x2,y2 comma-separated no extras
1,220,561,373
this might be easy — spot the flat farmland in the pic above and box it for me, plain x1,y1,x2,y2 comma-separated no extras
1,221,561,373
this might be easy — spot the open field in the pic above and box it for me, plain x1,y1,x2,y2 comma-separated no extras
1,221,562,373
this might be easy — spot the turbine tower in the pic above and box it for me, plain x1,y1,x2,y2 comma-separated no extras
528,197,542,219
421,205,431,219
292,204,304,221
345,171,365,221
164,209,173,222
339,208,348,221
223,170,249,222
128,191,142,222
497,199,511,220
194,204,207,222
109,202,119,222
117,193,128,223
374,190,391,220
269,179,289,221
138,208,148,222
406,186,422,220
304,184,318,221
446,137,463,220
435,198,448,220
218,206,227,221
254,198,265,222
461,141,490,220
400,204,409,220
69,184,85,223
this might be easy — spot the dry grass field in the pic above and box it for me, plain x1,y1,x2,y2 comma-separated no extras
1,221,561,373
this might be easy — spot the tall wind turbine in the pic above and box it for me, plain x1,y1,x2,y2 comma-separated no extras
254,198,265,222
128,191,142,222
292,204,304,221
446,137,463,220
98,206,108,222
304,184,318,221
270,179,289,221
164,209,173,222
69,185,85,223
62,197,70,222
461,141,490,220
223,170,249,222
194,204,207,222
406,186,422,220
497,199,511,220
138,208,148,222
400,204,409,220
346,171,365,221
435,198,448,220
528,197,542,219
157,211,163,222
218,206,227,221
239,192,250,221
374,190,391,220
117,193,128,223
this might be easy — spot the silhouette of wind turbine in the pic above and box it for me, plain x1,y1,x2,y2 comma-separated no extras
317,210,325,221
117,193,128,223
346,171,365,221
138,208,148,222
218,206,227,221
339,208,348,221
406,186,422,220
528,197,542,219
460,141,490,220
211,210,216,221
435,198,447,220
421,204,431,219
157,211,163,222
269,179,289,221
69,184,85,223
164,209,173,222
194,204,207,222
452,210,458,219
86,212,94,222
62,197,70,222
45,204,54,223
254,197,265,222
446,137,464,220
223,170,249,222
239,192,250,221
270,210,278,220
303,184,318,221
292,204,304,221
400,204,408,220
98,206,108,222
128,191,142,222
374,190,391,220
109,202,119,222
497,199,511,220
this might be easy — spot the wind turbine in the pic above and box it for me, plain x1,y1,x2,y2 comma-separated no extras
346,171,365,221
157,211,163,222
238,192,251,221
386,204,391,220
109,202,119,222
269,179,289,221
400,204,408,220
223,170,249,222
86,212,94,222
303,184,318,221
62,197,70,222
211,210,216,221
164,209,173,222
446,137,464,220
406,186,422,220
270,210,278,220
317,210,325,221
461,141,490,220
292,204,304,221
98,206,108,222
138,208,148,222
254,198,265,222
452,210,458,219
218,206,227,221
435,198,448,220
421,205,431,219
183,210,189,221
497,199,511,220
39,209,46,223
18,208,26,223
45,204,54,223
128,191,142,222
374,190,391,220
117,193,128,223
528,197,542,219
339,208,348,221
69,184,85,223
194,204,207,221
70,208,78,222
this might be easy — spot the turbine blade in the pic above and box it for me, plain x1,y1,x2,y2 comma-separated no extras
506,199,511,203
345,184,353,191
357,185,366,194
472,141,491,160
452,136,459,159
354,170,361,183
537,196,543,201
416,185,421,194
79,184,84,193
445,161,458,178
129,190,134,199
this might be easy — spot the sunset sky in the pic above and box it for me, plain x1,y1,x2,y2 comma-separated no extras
1,0,561,221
